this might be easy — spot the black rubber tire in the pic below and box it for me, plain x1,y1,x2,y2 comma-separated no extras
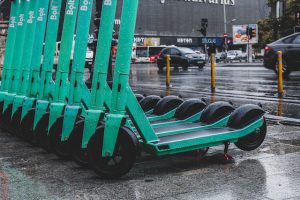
0,101,4,130
139,95,161,112
153,96,183,116
2,104,14,134
174,98,206,120
135,94,145,103
10,107,22,137
20,108,37,145
235,117,267,151
227,104,265,129
49,116,70,159
68,120,89,167
200,101,235,124
87,126,138,179
35,113,52,152
157,61,164,71
182,60,189,71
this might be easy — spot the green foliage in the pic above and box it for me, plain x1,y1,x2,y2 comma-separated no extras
256,0,300,48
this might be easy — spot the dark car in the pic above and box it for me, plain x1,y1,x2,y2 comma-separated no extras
157,47,206,70
264,33,300,77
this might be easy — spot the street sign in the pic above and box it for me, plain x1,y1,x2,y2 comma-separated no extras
223,33,228,38
232,24,258,45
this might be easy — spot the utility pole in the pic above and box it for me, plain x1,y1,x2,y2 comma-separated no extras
223,3,227,34
223,3,228,53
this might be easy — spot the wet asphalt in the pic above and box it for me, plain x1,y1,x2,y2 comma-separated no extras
0,62,299,200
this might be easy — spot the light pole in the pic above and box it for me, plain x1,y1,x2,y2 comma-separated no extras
223,3,227,34
223,4,237,52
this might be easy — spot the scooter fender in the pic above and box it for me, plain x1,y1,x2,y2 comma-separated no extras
33,100,49,129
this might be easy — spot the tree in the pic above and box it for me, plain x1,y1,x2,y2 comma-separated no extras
256,0,300,49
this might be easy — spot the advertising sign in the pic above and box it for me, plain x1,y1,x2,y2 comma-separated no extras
233,24,258,44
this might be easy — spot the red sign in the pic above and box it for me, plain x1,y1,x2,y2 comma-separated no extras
223,33,228,38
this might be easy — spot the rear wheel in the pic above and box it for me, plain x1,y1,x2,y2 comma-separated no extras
139,95,161,112
182,61,189,71
153,96,183,116
87,126,138,179
157,60,164,71
235,118,267,151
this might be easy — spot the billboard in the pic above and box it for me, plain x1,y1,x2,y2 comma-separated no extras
232,24,258,45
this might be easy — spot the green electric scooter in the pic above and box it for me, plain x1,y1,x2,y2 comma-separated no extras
84,0,267,178
49,0,235,168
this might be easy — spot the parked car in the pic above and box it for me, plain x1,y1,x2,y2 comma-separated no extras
215,52,227,63
264,33,300,77
132,46,167,63
226,50,244,62
157,47,206,70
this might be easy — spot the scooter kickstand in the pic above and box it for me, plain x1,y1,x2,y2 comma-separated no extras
223,141,233,163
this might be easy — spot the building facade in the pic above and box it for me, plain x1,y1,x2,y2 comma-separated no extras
112,0,270,47
0,0,270,48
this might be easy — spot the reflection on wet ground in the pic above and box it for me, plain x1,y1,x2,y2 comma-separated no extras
130,63,300,119
0,123,299,199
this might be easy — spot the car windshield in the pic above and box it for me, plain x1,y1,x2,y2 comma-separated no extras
179,47,195,54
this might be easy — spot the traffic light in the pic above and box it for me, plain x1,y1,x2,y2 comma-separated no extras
246,26,256,39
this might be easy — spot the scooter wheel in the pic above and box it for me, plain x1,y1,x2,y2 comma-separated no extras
21,109,37,145
68,120,89,167
153,96,183,116
87,126,138,179
49,115,70,159
135,94,145,103
2,104,14,134
174,98,206,120
36,113,52,152
235,117,267,151
139,95,161,112
0,101,4,129
10,107,22,137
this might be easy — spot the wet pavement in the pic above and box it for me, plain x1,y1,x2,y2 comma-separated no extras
0,62,300,199
130,63,300,119
0,121,299,199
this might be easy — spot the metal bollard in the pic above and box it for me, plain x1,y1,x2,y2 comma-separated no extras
210,53,216,93
277,51,284,97
166,54,171,87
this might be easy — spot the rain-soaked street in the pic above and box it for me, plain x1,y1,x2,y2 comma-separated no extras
130,63,300,120
0,62,300,199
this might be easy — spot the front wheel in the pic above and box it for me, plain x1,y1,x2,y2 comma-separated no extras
235,118,267,151
157,61,164,71
87,126,138,179
49,116,70,159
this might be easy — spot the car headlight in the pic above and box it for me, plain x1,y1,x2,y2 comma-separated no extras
185,54,193,59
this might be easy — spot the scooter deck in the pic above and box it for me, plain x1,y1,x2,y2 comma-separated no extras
154,122,203,133
157,127,233,144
